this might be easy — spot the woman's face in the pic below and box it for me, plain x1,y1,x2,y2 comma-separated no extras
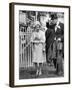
35,24,40,32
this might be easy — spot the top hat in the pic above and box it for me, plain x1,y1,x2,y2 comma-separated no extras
50,13,58,20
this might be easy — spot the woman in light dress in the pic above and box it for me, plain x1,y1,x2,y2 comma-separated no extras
31,21,46,76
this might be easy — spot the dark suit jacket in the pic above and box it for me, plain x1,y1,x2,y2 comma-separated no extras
55,22,64,42
45,22,64,52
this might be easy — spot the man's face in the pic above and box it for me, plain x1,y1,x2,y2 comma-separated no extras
53,19,58,24
50,19,58,25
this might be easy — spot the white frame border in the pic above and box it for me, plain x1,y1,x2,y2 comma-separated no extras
14,4,70,86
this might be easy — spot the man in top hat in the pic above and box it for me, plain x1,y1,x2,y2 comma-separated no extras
50,13,64,75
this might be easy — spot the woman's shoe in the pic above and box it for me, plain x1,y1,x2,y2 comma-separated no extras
36,70,39,76
39,70,42,76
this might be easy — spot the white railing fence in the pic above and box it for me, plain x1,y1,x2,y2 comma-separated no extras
19,26,33,68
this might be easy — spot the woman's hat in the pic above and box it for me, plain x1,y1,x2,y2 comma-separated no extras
34,21,41,26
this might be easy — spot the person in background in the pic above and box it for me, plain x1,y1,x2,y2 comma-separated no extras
45,21,54,65
56,38,63,75
31,21,46,76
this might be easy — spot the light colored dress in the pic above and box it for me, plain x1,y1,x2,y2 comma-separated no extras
31,30,46,63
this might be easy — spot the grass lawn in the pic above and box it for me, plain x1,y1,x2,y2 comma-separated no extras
19,63,64,79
